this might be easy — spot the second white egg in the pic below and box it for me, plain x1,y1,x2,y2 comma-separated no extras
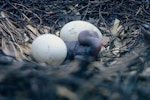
60,20,103,41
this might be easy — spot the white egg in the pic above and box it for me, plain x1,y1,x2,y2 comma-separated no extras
31,34,67,65
60,20,103,41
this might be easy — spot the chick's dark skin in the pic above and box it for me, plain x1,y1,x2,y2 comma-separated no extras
64,30,105,61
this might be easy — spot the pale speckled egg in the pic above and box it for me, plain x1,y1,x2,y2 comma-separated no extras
60,20,103,41
31,34,67,65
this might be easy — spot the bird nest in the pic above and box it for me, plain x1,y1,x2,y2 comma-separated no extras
0,0,150,100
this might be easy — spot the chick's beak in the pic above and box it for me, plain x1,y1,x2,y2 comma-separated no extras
101,40,107,47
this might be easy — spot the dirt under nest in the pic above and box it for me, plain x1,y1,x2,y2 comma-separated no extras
0,0,150,100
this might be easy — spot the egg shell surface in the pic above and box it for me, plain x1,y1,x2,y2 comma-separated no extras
31,34,67,65
60,20,103,41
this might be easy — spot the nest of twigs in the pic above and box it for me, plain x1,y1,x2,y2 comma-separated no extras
0,0,149,63
0,0,150,100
